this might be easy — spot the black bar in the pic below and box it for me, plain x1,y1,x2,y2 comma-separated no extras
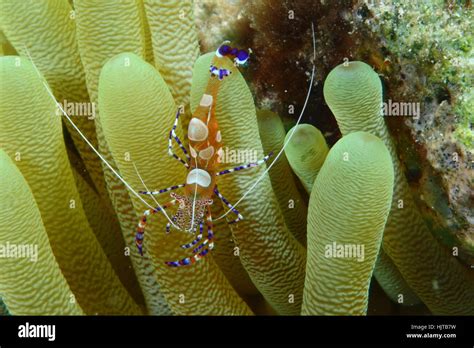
0,316,472,346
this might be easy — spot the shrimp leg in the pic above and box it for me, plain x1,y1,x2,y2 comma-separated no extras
213,186,243,224
168,109,190,167
136,200,176,255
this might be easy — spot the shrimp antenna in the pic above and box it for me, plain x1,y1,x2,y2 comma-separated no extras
187,151,200,232
214,22,317,221
23,45,180,229
132,162,159,208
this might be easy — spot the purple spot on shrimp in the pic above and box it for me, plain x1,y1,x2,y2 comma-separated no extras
219,45,231,55
180,258,191,266
237,49,249,61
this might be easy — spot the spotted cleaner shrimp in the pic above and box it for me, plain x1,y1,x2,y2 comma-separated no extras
135,43,273,267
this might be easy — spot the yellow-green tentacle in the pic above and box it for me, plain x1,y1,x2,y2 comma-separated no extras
257,110,308,246
284,124,329,193
303,132,394,315
0,150,84,315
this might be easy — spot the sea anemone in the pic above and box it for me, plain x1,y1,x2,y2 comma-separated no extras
0,0,472,316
